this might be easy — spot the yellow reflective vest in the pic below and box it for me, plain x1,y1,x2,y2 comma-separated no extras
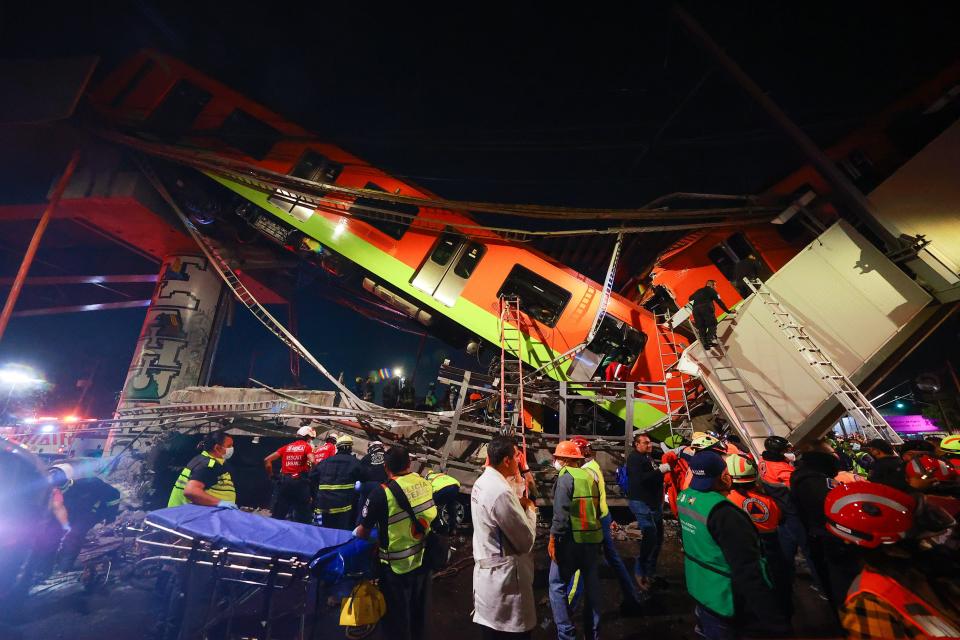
168,451,236,507
381,473,438,574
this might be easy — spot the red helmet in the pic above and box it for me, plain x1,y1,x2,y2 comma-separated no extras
570,436,590,454
906,454,955,483
824,481,916,548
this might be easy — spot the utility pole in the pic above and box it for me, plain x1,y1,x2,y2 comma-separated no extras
672,5,900,253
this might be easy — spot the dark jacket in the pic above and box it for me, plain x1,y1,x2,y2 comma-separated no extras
868,455,909,491
360,450,387,483
309,451,364,512
790,452,840,538
689,286,730,313
626,452,664,508
63,477,121,523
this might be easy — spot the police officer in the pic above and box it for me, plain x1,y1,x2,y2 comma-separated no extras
423,467,462,534
168,431,237,509
355,446,437,640
310,434,364,529
547,440,602,640
678,451,788,639
263,426,316,523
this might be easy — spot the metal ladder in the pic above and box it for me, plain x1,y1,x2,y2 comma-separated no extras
744,278,902,444
499,296,526,436
693,313,775,448
654,311,693,440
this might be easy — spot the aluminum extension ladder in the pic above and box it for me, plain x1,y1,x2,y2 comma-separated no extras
499,296,526,436
655,311,694,440
692,312,776,449
744,278,902,444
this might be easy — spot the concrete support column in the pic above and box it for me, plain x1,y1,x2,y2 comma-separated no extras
116,254,226,412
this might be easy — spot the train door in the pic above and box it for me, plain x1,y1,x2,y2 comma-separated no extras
267,150,343,222
411,232,486,307
566,315,647,381
707,232,770,297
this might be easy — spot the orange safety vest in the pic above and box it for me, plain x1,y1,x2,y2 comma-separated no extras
679,448,695,490
728,489,781,533
846,569,960,638
759,459,794,488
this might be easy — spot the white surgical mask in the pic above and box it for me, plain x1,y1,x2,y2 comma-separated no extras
223,446,234,460
785,452,796,462
553,460,564,471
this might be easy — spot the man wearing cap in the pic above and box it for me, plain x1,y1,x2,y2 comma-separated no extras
678,451,788,639
572,436,647,613
547,440,602,640
263,426,317,523
310,434,364,529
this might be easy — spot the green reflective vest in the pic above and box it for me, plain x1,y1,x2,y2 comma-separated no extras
582,459,609,518
677,489,739,617
381,473,438,575
559,466,602,544
425,470,460,493
167,452,236,507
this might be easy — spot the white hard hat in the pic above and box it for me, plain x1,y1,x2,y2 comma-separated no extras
297,426,317,438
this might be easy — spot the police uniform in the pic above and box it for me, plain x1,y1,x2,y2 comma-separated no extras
168,451,235,507
424,469,461,534
359,473,437,640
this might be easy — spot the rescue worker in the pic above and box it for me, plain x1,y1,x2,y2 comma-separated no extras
310,434,364,529
904,453,955,493
547,440,602,640
423,467,462,534
724,454,791,616
864,438,907,491
688,279,732,349
263,426,315,523
825,481,960,638
626,433,668,592
677,451,789,639
791,440,861,610
360,439,387,484
47,465,122,571
167,431,237,509
314,432,338,463
470,436,538,638
355,446,437,640
572,436,647,612
938,434,960,470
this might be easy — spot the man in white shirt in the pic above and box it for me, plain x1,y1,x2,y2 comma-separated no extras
471,436,538,638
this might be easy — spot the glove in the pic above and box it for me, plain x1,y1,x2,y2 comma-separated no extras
658,463,672,474
547,535,556,561
61,522,72,535
217,500,239,510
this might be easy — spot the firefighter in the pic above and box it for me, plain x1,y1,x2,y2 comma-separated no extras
547,440,602,640
938,434,960,470
47,465,122,571
572,436,647,612
167,431,237,509
263,426,316,523
725,454,791,616
677,451,788,638
825,481,960,638
310,434,364,529
423,467,462,534
688,279,732,349
354,446,437,640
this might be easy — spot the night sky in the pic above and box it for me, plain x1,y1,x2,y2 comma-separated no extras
1,3,959,417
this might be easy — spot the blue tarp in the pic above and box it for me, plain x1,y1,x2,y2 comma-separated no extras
146,505,366,560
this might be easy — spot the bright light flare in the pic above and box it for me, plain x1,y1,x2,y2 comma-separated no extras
0,365,43,387
393,367,403,378
40,424,56,433
332,217,348,240
63,415,79,423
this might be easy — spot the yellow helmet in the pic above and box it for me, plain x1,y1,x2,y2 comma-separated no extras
691,434,721,451
940,434,960,454
726,455,757,482
336,434,354,447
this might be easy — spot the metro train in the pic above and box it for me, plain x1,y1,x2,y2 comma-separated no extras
88,51,960,437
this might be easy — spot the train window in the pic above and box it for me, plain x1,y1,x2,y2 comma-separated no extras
218,108,282,160
453,243,485,278
268,150,343,220
109,58,155,109
497,264,571,328
429,234,460,265
145,79,212,141
707,245,735,281
351,182,418,240
587,316,647,366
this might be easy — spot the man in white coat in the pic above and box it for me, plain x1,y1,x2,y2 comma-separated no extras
471,436,538,639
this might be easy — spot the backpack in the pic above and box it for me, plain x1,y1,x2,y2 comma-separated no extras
615,464,630,494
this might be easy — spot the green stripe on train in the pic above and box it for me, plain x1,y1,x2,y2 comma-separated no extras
210,174,666,431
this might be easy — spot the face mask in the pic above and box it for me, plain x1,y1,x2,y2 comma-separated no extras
553,460,563,471
850,443,861,451
223,446,234,460
784,452,796,462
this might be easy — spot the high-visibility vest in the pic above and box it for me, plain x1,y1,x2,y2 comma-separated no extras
381,474,438,575
677,489,737,617
846,569,960,638
424,470,461,493
558,466,602,544
168,452,235,507
728,488,781,533
582,459,609,518
759,459,794,488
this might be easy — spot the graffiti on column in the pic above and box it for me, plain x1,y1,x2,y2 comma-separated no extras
119,256,222,407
